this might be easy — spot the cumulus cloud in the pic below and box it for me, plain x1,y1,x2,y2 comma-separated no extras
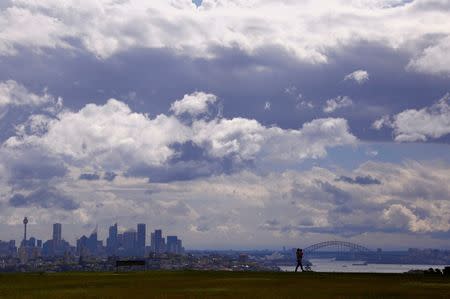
263,118,357,161
180,160,450,237
4,91,357,175
382,204,432,233
0,80,58,116
3,85,449,242
267,162,450,235
371,115,392,130
9,188,79,211
408,36,450,76
1,145,449,244
192,117,357,162
191,117,265,161
6,99,191,170
344,70,369,84
0,6,71,56
323,96,353,113
170,92,217,116
373,93,450,141
1,0,450,75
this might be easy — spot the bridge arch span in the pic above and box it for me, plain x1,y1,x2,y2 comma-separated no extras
304,241,371,253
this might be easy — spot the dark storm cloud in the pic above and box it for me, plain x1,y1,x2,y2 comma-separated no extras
127,142,252,183
103,172,117,181
336,175,381,185
79,173,100,181
2,148,67,188
137,160,223,183
80,172,117,181
319,181,353,205
9,188,79,210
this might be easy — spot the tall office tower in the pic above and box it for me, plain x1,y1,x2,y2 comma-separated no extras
117,233,123,249
86,228,99,255
137,224,146,256
123,230,137,255
150,232,155,253
22,217,28,246
107,223,118,254
153,229,163,253
176,239,183,254
166,236,178,254
37,240,42,248
53,223,62,242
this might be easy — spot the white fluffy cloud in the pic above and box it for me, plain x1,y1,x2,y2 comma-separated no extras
170,92,217,116
382,204,432,233
1,0,450,75
0,80,58,116
323,96,353,113
1,138,450,246
6,99,191,169
263,118,357,161
0,6,71,56
344,70,369,84
162,160,450,238
408,36,450,76
373,93,450,142
4,90,357,173
192,116,356,162
192,117,265,161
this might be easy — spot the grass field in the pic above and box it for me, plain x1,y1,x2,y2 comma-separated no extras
0,271,449,299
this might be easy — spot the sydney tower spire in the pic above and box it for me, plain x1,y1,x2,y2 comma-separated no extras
23,217,28,244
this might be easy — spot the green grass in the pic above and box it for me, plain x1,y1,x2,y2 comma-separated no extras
0,271,449,299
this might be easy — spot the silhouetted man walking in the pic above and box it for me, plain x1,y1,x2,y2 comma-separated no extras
295,248,304,272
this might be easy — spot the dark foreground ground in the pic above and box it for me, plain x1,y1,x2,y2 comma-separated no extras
0,271,449,299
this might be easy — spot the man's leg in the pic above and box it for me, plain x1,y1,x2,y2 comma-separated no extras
295,262,299,272
300,262,304,272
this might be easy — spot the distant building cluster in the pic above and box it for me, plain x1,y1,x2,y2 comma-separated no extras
0,217,185,264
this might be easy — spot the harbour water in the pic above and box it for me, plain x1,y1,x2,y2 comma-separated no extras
280,259,448,273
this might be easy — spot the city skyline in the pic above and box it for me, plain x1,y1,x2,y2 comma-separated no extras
0,0,450,250
1,218,185,260
0,217,448,251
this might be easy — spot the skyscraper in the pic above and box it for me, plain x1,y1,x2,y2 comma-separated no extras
107,223,118,255
137,223,146,256
123,230,137,255
53,223,62,242
153,229,163,254
76,228,100,256
166,236,178,254
150,232,155,253
176,239,184,254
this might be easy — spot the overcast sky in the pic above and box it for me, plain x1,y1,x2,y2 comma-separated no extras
1,0,450,250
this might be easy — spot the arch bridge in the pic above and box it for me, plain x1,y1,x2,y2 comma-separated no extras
304,240,372,255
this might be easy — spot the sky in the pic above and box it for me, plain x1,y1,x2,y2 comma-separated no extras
0,0,450,250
